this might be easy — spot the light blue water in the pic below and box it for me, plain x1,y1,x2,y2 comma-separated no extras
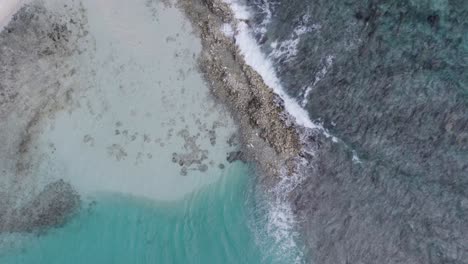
0,164,299,264
0,1,306,263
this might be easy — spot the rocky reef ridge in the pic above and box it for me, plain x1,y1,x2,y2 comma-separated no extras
177,0,308,186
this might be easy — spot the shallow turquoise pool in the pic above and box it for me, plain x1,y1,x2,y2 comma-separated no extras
0,164,301,264
0,0,305,263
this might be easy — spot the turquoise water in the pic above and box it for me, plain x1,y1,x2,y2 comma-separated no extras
0,1,305,263
0,164,297,264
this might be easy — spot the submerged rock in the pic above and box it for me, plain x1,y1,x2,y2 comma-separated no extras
0,179,80,233
226,150,246,163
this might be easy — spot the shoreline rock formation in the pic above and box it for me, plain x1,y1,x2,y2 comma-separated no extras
178,0,316,259
177,0,308,187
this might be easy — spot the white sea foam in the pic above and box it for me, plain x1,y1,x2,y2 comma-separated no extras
224,0,250,20
223,1,316,130
352,151,362,163
269,14,320,61
220,1,339,262
248,167,307,264
222,4,312,261
252,0,272,37
223,0,338,141
270,37,301,61
266,169,308,264
301,54,334,107
234,22,319,131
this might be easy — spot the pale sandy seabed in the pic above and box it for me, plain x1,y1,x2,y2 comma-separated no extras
0,0,239,203
0,2,309,263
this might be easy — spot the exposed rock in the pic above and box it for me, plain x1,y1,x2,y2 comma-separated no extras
178,0,305,186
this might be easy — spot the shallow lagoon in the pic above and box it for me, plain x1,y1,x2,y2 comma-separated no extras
0,164,278,264
0,0,303,263
29,0,237,200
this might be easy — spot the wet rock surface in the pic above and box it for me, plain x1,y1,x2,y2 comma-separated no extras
178,0,304,185
0,180,80,233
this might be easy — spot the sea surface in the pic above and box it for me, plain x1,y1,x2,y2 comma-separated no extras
241,0,468,263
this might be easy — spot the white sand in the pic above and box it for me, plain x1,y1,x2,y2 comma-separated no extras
38,0,237,201
0,0,24,30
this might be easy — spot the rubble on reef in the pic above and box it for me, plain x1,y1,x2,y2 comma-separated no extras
178,0,306,185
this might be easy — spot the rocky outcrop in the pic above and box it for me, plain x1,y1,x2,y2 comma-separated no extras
178,0,304,185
